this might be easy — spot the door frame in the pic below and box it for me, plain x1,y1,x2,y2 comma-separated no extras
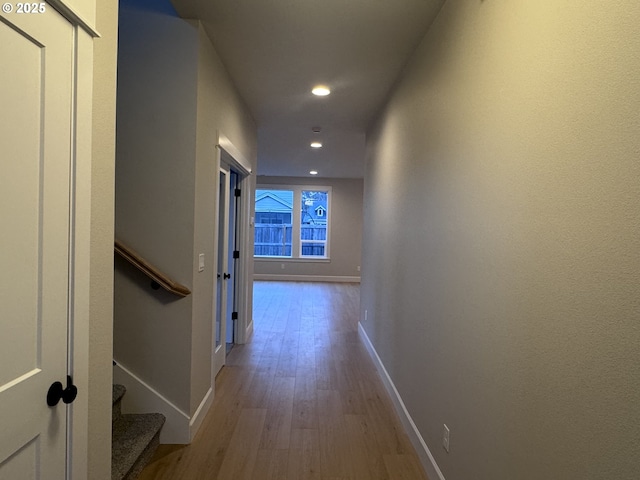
211,133,253,380
226,170,240,349
40,8,96,478
67,23,96,480
47,7,100,477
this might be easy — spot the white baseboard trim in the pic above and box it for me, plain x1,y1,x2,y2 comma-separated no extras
358,323,446,480
113,362,191,444
253,274,361,283
189,387,213,442
244,320,254,344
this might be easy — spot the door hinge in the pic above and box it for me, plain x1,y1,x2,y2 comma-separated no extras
231,311,238,320
233,250,240,259
234,188,241,197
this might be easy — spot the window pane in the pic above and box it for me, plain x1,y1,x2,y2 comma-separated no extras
301,242,325,256
301,225,326,240
255,189,293,257
301,190,328,257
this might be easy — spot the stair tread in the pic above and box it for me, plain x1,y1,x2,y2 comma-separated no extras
112,413,165,480
112,384,126,406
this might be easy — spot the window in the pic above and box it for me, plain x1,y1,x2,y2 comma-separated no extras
254,186,331,259
300,190,328,257
254,189,293,256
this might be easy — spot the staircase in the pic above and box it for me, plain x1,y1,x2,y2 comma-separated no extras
112,385,165,480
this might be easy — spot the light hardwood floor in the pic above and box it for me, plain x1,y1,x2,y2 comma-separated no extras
138,281,429,480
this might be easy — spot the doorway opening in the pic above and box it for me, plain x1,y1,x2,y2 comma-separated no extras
212,134,253,379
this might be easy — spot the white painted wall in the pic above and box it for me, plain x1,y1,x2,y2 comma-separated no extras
361,1,640,479
254,176,363,280
114,0,256,440
191,24,257,415
115,0,198,414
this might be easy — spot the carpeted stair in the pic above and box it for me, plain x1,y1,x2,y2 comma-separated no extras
112,384,165,480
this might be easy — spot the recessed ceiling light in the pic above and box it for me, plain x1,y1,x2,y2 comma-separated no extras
310,170,319,175
312,85,330,96
310,142,322,148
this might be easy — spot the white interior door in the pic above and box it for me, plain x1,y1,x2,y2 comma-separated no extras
0,9,75,478
213,166,231,376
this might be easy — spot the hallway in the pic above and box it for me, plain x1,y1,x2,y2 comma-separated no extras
138,281,428,479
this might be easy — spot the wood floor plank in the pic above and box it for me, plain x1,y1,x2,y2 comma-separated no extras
344,414,389,480
383,454,430,480
138,282,429,480
260,376,295,449
291,366,319,430
242,368,275,408
287,428,322,480
317,389,353,478
252,449,289,480
216,408,267,480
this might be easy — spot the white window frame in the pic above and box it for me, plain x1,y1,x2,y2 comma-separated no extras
255,185,331,260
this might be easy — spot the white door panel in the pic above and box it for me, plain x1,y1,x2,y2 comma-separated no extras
213,167,230,377
0,8,74,478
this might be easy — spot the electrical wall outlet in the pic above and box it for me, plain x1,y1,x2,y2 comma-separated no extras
281,263,285,270
357,265,361,272
443,424,450,453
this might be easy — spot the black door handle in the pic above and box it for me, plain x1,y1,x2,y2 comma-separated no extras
47,375,78,407
223,273,231,279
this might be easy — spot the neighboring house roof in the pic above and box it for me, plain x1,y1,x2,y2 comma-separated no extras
255,191,293,212
302,197,328,224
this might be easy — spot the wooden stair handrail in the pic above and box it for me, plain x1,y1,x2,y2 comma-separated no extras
114,240,191,297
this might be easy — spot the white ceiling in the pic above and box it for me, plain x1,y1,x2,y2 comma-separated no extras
171,0,445,178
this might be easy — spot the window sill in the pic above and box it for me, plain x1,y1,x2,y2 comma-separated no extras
254,256,330,263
